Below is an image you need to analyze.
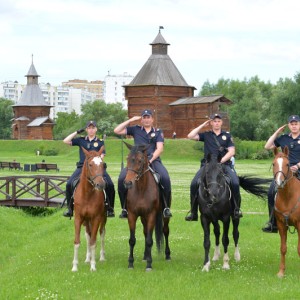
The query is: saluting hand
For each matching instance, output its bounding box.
[130,116,142,122]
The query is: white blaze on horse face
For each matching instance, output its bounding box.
[275,157,284,185]
[92,156,103,166]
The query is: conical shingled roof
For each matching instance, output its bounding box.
[127,31,194,88]
[13,62,51,107]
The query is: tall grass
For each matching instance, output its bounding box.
[0,140,299,299]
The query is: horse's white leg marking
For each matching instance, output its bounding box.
[202,259,211,272]
[234,246,240,262]
[90,244,96,271]
[212,245,221,261]
[99,228,106,262]
[85,231,91,263]
[222,252,230,270]
[72,243,80,272]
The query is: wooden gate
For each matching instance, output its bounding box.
[0,175,69,207]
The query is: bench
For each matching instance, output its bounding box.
[9,162,23,171]
[35,163,59,172]
[0,162,10,169]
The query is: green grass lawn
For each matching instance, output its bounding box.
[0,139,299,299]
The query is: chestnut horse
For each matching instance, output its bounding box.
[199,153,270,271]
[72,147,107,272]
[123,142,171,271]
[272,146,300,278]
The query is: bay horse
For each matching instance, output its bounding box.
[272,146,300,278]
[123,142,171,271]
[198,153,270,271]
[72,146,107,272]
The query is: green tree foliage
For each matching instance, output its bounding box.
[53,101,127,139]
[0,98,14,139]
[79,100,127,137]
[53,111,81,139]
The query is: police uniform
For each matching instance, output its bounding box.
[188,129,241,220]
[266,132,300,228]
[118,125,171,214]
[65,135,115,215]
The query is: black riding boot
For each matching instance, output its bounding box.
[63,197,73,218]
[118,190,128,218]
[185,194,198,221]
[162,190,172,218]
[105,186,115,218]
[262,205,278,233]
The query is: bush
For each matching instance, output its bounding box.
[44,148,59,156]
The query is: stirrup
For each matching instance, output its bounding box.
[119,209,128,219]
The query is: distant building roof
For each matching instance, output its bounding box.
[26,62,40,77]
[15,84,50,106]
[126,31,195,89]
[169,95,232,106]
[27,116,52,127]
[15,116,30,121]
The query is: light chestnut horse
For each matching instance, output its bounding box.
[273,146,300,278]
[72,147,107,272]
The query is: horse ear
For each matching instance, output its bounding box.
[283,145,289,156]
[82,147,89,156]
[123,141,133,150]
[98,145,105,156]
[273,147,278,156]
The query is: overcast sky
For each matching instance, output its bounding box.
[1,0,300,91]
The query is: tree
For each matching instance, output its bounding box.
[53,111,81,139]
[0,98,14,139]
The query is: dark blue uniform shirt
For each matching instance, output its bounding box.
[126,125,164,159]
[198,130,234,162]
[274,133,300,166]
[72,136,105,165]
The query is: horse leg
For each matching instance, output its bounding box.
[163,218,171,260]
[144,214,156,271]
[231,217,240,262]
[277,223,287,278]
[200,215,211,272]
[99,224,106,262]
[222,218,230,270]
[89,219,101,271]
[128,215,137,269]
[212,221,220,261]
[84,222,91,263]
[141,217,148,261]
[72,217,82,272]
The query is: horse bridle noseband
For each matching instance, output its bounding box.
[85,155,105,188]
[126,151,149,181]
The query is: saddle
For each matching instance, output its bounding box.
[148,166,161,185]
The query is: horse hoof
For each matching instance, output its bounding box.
[277,272,284,278]
[146,267,152,272]
[72,266,78,272]
[90,267,96,272]
[166,257,171,261]
[222,264,230,270]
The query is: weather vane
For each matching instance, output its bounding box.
[159,26,164,33]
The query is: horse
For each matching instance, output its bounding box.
[123,142,171,271]
[71,146,107,272]
[198,153,270,272]
[272,146,300,278]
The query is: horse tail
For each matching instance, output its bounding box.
[155,209,164,253]
[238,175,272,199]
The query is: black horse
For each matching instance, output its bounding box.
[198,153,270,271]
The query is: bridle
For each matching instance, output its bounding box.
[126,151,149,181]
[85,155,105,188]
[203,163,230,207]
[273,155,293,188]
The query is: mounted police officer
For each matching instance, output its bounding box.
[63,120,115,218]
[262,114,300,233]
[185,113,242,221]
[114,109,172,218]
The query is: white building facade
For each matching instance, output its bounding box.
[103,72,134,108]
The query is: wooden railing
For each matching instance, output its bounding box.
[0,175,69,207]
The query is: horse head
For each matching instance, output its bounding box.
[203,153,225,203]
[272,146,291,188]
[82,146,106,191]
[123,142,149,189]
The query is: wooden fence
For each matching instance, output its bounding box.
[0,175,69,207]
